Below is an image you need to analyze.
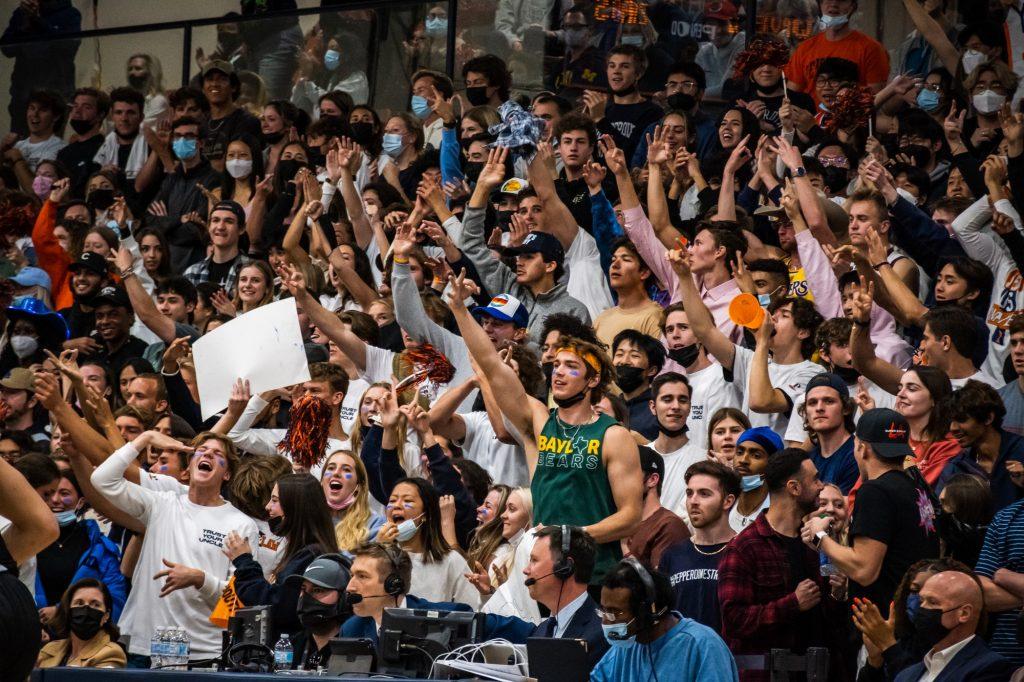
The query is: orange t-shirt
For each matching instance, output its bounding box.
[784,30,890,101]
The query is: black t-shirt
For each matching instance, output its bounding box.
[207,255,242,291]
[0,529,18,573]
[116,142,133,171]
[658,540,727,633]
[603,99,665,163]
[57,135,104,198]
[204,108,262,164]
[849,469,941,615]
[58,303,96,339]
[37,521,89,606]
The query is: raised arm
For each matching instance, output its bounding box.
[115,246,177,343]
[333,139,374,250]
[748,314,792,413]
[716,134,752,223]
[428,378,476,442]
[281,200,317,268]
[0,456,59,565]
[864,226,929,327]
[328,247,378,310]
[667,249,737,370]
[645,133,682,244]
[848,277,904,395]
[900,0,960,76]
[772,136,836,248]
[527,141,578,250]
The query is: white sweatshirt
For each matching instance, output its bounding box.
[91,443,260,659]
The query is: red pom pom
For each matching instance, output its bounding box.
[278,395,332,470]
[400,343,456,387]
[731,37,790,80]
[0,191,36,249]
[826,86,874,133]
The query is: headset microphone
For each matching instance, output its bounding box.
[345,593,392,605]
[524,571,556,587]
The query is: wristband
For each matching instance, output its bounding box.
[120,269,136,280]
[393,255,410,264]
[871,261,889,271]
[814,530,828,547]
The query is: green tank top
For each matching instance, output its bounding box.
[532,410,620,583]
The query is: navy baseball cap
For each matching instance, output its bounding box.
[503,231,564,266]
[855,408,914,459]
[805,372,850,399]
[473,293,529,328]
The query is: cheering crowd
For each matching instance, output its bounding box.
[1,0,1024,679]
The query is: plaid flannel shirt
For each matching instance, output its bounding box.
[717,513,831,680]
[182,254,253,291]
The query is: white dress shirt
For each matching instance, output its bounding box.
[919,634,975,682]
[553,590,590,638]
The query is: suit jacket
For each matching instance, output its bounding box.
[893,635,1015,682]
[36,632,126,669]
[531,594,608,671]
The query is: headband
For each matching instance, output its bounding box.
[554,344,602,375]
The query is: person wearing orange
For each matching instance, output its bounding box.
[784,0,889,102]
[31,177,77,311]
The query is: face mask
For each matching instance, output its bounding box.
[308,150,327,169]
[757,293,773,307]
[463,161,484,184]
[276,159,304,183]
[324,49,341,71]
[615,365,646,394]
[666,93,697,111]
[425,16,448,37]
[262,129,286,145]
[87,188,115,211]
[916,88,941,112]
[602,620,636,647]
[69,118,94,135]
[542,361,554,385]
[68,605,105,640]
[911,605,954,651]
[620,34,643,47]
[553,390,588,408]
[32,175,53,199]
[465,86,490,107]
[172,138,198,160]
[349,121,375,147]
[10,334,38,359]
[833,364,860,384]
[668,343,700,367]
[128,74,147,90]
[267,515,284,536]
[55,509,78,527]
[395,513,423,542]
[297,592,338,629]
[741,474,764,492]
[658,422,688,438]
[973,90,1006,115]
[821,167,849,194]
[564,28,589,49]
[819,13,849,30]
[961,49,986,76]
[382,133,406,158]
[905,592,922,623]
[225,158,253,179]
[411,95,432,119]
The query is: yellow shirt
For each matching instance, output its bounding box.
[593,299,665,350]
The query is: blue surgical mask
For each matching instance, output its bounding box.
[620,34,643,47]
[916,88,940,112]
[757,293,772,306]
[411,95,432,119]
[172,137,198,160]
[741,474,764,492]
[905,592,922,622]
[425,16,448,38]
[819,14,849,30]
[55,510,78,527]
[602,620,636,647]
[324,49,341,72]
[395,513,423,542]
[382,133,406,158]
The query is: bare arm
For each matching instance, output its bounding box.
[282,201,315,268]
[900,0,960,76]
[848,278,904,395]
[863,226,927,326]
[329,248,379,310]
[820,535,887,586]
[980,575,1024,612]
[716,135,752,223]
[0,456,59,564]
[668,249,737,370]
[115,247,176,343]
[334,142,374,249]
[772,137,836,248]
[748,316,791,413]
[428,379,475,442]
[528,142,578,250]
[584,425,642,544]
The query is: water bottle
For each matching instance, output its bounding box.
[171,627,183,669]
[180,627,191,669]
[819,549,839,577]
[166,627,178,669]
[150,627,163,669]
[274,633,294,671]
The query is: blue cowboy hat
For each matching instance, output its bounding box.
[7,296,70,350]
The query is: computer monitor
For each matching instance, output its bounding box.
[379,607,485,678]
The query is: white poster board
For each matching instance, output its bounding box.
[193,298,311,420]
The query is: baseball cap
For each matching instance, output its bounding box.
[638,445,664,478]
[704,0,738,21]
[210,200,246,226]
[736,426,784,455]
[503,231,565,267]
[285,553,352,590]
[498,178,528,196]
[93,285,131,310]
[473,293,529,329]
[202,60,236,78]
[855,408,914,459]
[0,368,35,392]
[68,252,109,277]
[805,372,850,399]
[11,267,52,292]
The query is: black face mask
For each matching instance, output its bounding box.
[308,151,327,169]
[911,605,954,652]
[87,188,115,211]
[262,129,286,145]
[542,361,554,386]
[658,422,689,438]
[349,122,375,147]
[68,605,106,640]
[276,159,304,184]
[297,592,338,629]
[218,32,242,51]
[465,86,490,107]
[553,390,588,409]
[667,343,700,367]
[267,515,284,536]
[127,74,147,90]
[69,118,95,135]
[615,365,646,394]
[821,167,849,194]
[832,364,860,384]
[667,93,697,111]
[496,209,514,232]
[463,161,484,184]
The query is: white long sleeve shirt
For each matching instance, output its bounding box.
[91,443,260,659]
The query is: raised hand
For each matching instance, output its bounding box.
[445,268,481,310]
[849,275,874,324]
[854,377,876,412]
[44,348,83,384]
[226,378,252,415]
[581,160,607,191]
[477,147,509,189]
[48,177,71,204]
[508,212,529,247]
[646,125,672,166]
[732,250,755,294]
[147,200,168,217]
[275,261,307,296]
[724,135,753,176]
[779,177,800,219]
[153,558,204,598]
[992,210,1017,235]
[464,560,495,596]
[210,289,237,317]
[581,89,607,121]
[255,173,274,198]
[666,248,692,277]
[430,84,456,126]
[598,134,626,176]
[769,135,804,172]
[161,337,192,374]
[32,369,63,411]
[221,531,253,561]
[864,226,888,266]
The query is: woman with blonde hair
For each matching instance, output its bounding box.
[320,449,385,553]
[126,53,167,124]
[466,486,533,601]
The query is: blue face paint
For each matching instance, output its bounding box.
[216,456,226,469]
[568,369,581,377]
[158,465,169,473]
[343,473,353,480]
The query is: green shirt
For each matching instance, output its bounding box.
[533,410,620,583]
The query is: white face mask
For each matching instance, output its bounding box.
[973,89,1006,115]
[10,334,38,359]
[225,158,253,179]
[961,49,986,76]
[819,13,849,30]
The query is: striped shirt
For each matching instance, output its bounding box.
[974,498,1024,664]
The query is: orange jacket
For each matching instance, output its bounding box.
[31,199,73,310]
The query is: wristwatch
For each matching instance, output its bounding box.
[793,166,807,178]
[814,530,828,547]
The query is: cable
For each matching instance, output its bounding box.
[644,642,660,682]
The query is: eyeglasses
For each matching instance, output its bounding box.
[818,155,849,169]
[814,77,848,89]
[920,83,943,92]
[594,608,633,623]
[666,80,699,92]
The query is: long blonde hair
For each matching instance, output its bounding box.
[467,485,512,570]
[322,450,374,552]
[491,487,532,584]
[349,382,408,463]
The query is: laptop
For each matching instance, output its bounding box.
[527,637,589,682]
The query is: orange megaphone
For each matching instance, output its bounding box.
[729,293,766,330]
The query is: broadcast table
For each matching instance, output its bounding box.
[32,670,410,681]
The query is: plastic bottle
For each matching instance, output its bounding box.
[180,627,191,669]
[150,627,163,669]
[819,549,839,577]
[167,627,180,669]
[274,633,294,671]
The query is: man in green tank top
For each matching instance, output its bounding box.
[447,271,643,584]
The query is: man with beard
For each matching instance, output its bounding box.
[59,252,111,355]
[645,372,706,517]
[718,448,832,681]
[584,44,664,164]
[625,446,690,568]
[610,329,665,440]
[93,87,147,182]
[799,374,858,494]
[801,409,940,617]
[659,460,739,632]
